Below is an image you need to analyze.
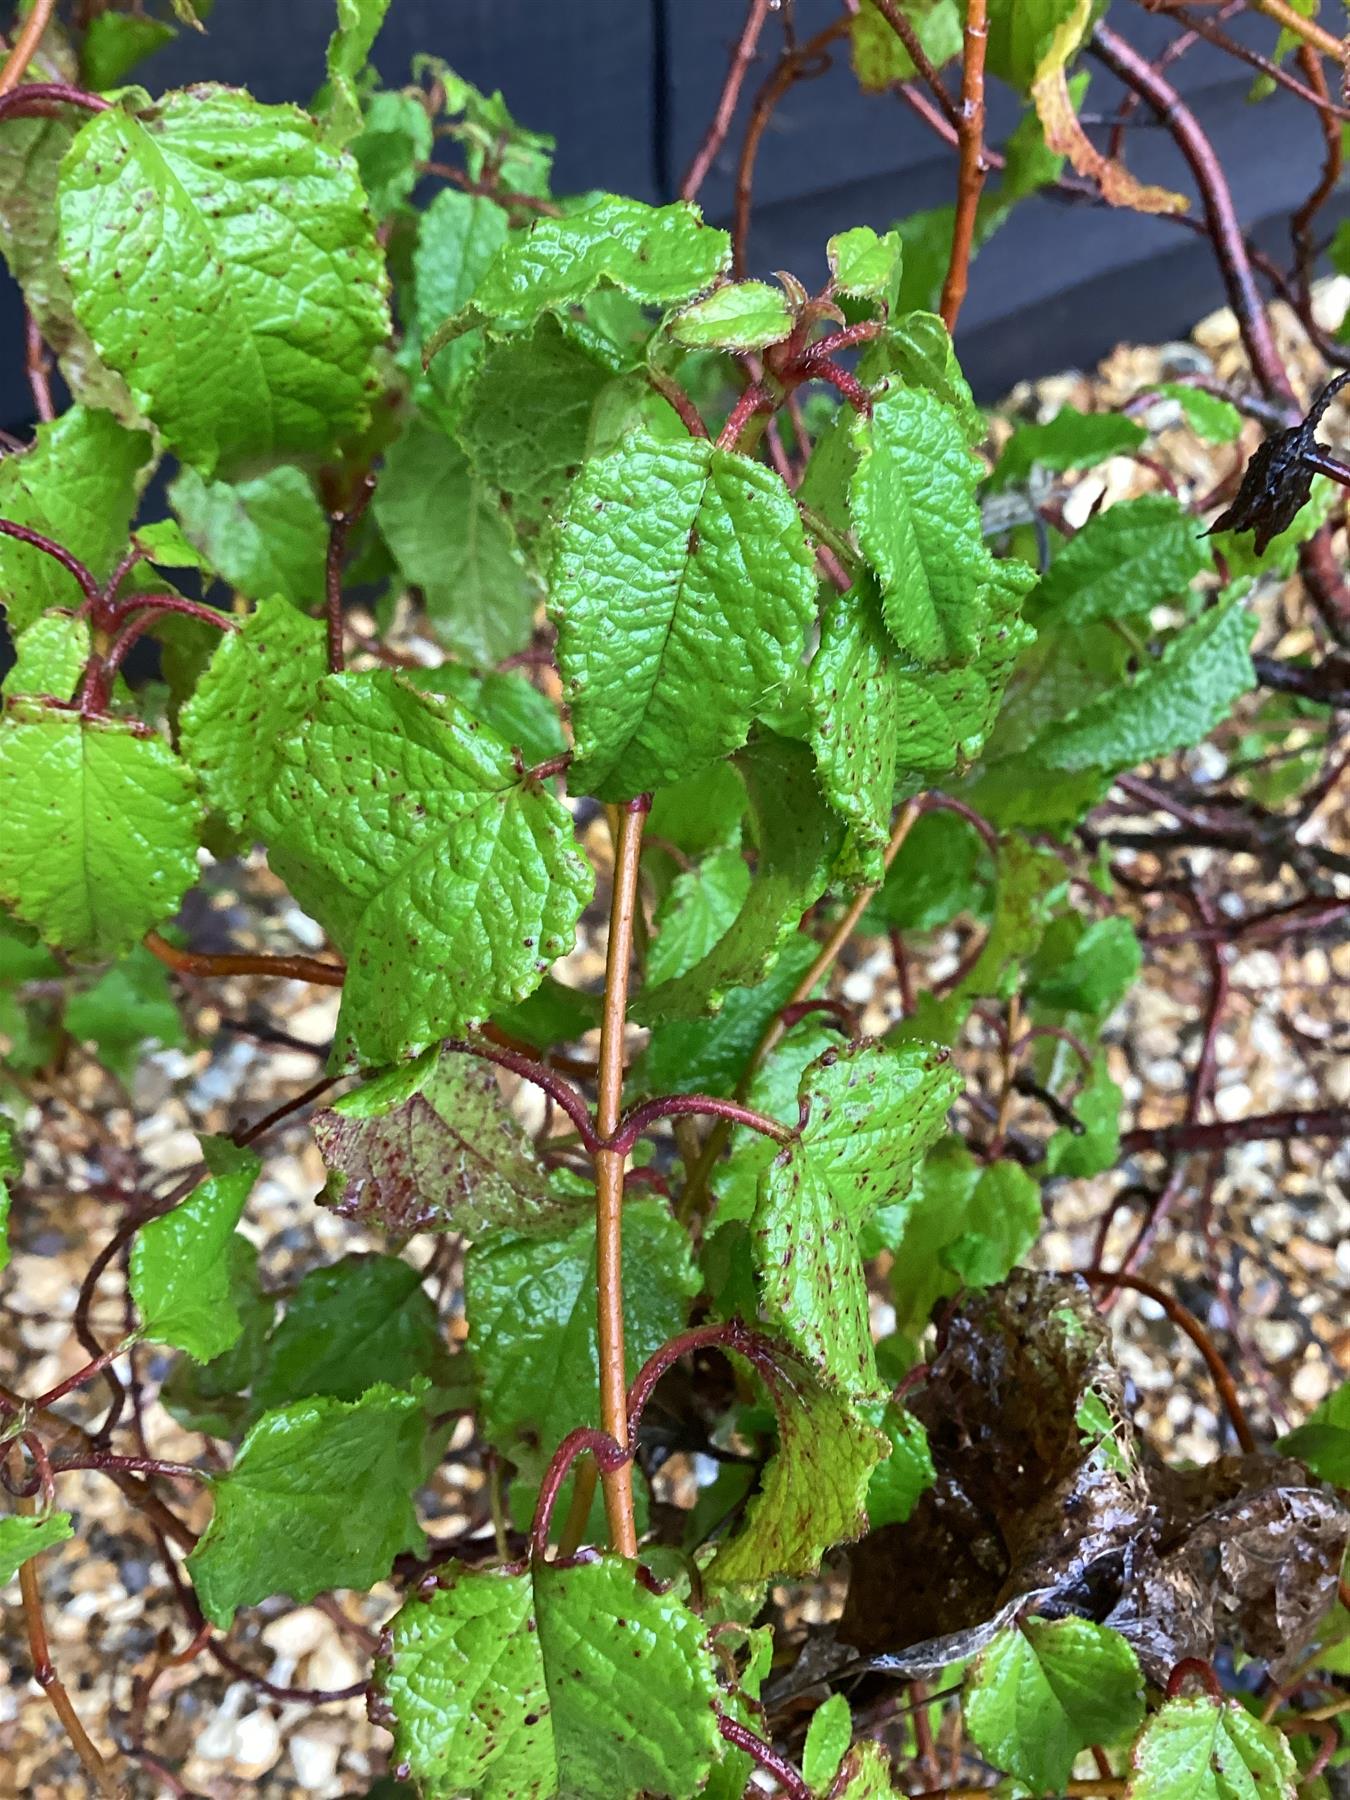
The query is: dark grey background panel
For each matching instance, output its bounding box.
[0,0,1340,415]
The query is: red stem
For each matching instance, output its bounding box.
[1166,1657,1224,1700]
[681,0,774,200]
[715,1712,812,1800]
[608,1093,794,1156]
[0,516,100,606]
[529,1426,628,1560]
[625,1319,785,1442]
[324,472,377,676]
[1090,24,1297,416]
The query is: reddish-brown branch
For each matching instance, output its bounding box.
[444,1036,599,1150]
[14,1494,122,1797]
[681,0,775,200]
[0,80,109,119]
[646,365,709,438]
[1148,4,1350,123]
[0,0,59,94]
[144,931,345,988]
[939,0,990,333]
[0,516,100,606]
[593,797,649,1556]
[626,1319,785,1441]
[715,1712,812,1800]
[869,0,962,128]
[324,471,377,676]
[609,1093,794,1155]
[1078,1268,1256,1452]
[1120,1105,1350,1158]
[1090,24,1297,416]
[24,312,53,422]
[734,16,850,277]
[530,1425,628,1560]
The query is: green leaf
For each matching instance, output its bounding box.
[65,942,189,1083]
[3,611,89,701]
[187,1382,428,1627]
[878,310,983,443]
[713,1019,844,1229]
[992,406,1147,488]
[707,1358,888,1582]
[986,0,1081,91]
[0,703,200,960]
[636,932,818,1099]
[353,88,434,218]
[375,1553,721,1799]
[466,1199,698,1515]
[554,436,816,798]
[1043,1053,1121,1178]
[178,594,326,836]
[323,0,393,147]
[864,1401,934,1528]
[809,582,907,879]
[669,280,793,350]
[170,465,328,608]
[1032,496,1210,628]
[1035,600,1255,773]
[754,1040,961,1393]
[1153,383,1243,444]
[1278,1380,1350,1485]
[1129,1698,1297,1800]
[889,1139,1041,1336]
[647,841,751,985]
[828,226,902,304]
[850,387,1021,667]
[313,1046,563,1238]
[965,1617,1145,1791]
[851,0,963,90]
[834,1741,905,1797]
[1026,914,1140,1018]
[411,188,510,405]
[415,665,564,768]
[374,415,534,668]
[637,734,842,1022]
[253,1253,449,1410]
[161,1237,276,1440]
[0,1512,73,1586]
[867,807,993,933]
[803,1694,854,1792]
[258,672,593,1064]
[646,762,748,858]
[130,1146,261,1361]
[457,315,617,553]
[81,13,177,90]
[59,89,390,476]
[959,837,1064,1000]
[0,1114,17,1274]
[0,407,152,632]
[427,194,730,349]
[0,105,136,419]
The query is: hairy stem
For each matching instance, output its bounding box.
[593,797,649,1556]
[144,930,345,987]
[324,471,377,676]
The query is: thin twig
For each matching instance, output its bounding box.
[144,931,345,987]
[681,0,774,200]
[13,1482,122,1797]
[593,797,649,1557]
[869,0,961,127]
[1078,1268,1257,1452]
[324,471,377,676]
[939,0,990,332]
[1091,24,1297,416]
[0,0,59,95]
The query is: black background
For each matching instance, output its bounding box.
[0,0,1340,420]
